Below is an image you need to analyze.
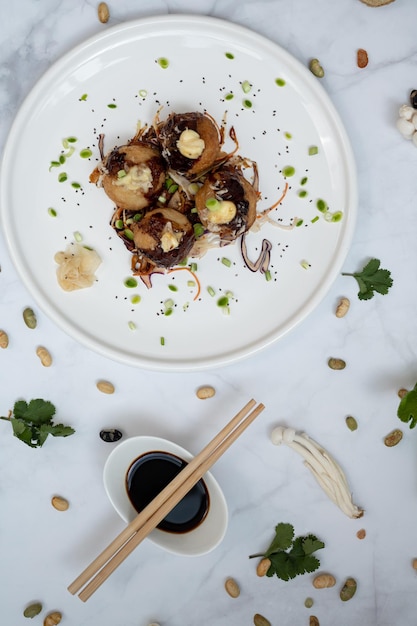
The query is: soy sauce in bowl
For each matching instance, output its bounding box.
[126,450,209,533]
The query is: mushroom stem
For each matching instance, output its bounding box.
[271,426,364,519]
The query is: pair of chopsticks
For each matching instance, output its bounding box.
[68,398,265,602]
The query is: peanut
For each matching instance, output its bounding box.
[345,415,358,431]
[196,385,216,400]
[36,346,52,367]
[309,58,324,78]
[384,428,403,447]
[0,330,9,348]
[44,612,62,626]
[398,388,408,399]
[23,307,37,329]
[313,573,336,589]
[335,297,350,318]
[310,617,320,626]
[340,577,357,601]
[256,557,271,577]
[253,614,271,626]
[412,558,417,571]
[328,357,346,370]
[51,496,69,511]
[357,48,369,68]
[96,380,115,394]
[356,528,366,540]
[24,603,42,618]
[224,577,240,598]
[98,2,110,23]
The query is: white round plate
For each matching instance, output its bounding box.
[0,15,357,370]
[103,436,228,556]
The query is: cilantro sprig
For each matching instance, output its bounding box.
[342,258,393,300]
[0,399,75,448]
[397,384,417,429]
[249,522,325,581]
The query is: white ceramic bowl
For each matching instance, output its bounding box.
[103,435,228,556]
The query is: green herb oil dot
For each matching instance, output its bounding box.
[131,294,141,304]
[282,166,295,177]
[157,57,169,69]
[124,277,138,288]
[217,296,229,307]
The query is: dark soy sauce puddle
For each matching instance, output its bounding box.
[126,450,209,533]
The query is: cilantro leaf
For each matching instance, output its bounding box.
[342,258,393,301]
[265,523,294,556]
[250,523,325,583]
[1,399,74,447]
[397,384,417,429]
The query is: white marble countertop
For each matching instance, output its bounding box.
[2,1,417,625]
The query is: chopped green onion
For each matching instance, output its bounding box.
[133,213,143,222]
[128,321,137,331]
[331,211,343,222]
[225,93,234,100]
[138,89,147,98]
[300,260,310,269]
[206,197,220,211]
[73,231,83,242]
[207,286,216,297]
[79,93,88,101]
[221,257,232,267]
[117,169,127,178]
[311,216,319,223]
[168,184,178,193]
[178,257,188,266]
[275,78,286,87]
[282,165,295,177]
[242,80,251,94]
[67,136,77,143]
[189,262,198,272]
[62,139,69,149]
[107,103,117,109]
[298,190,308,198]
[47,207,57,217]
[157,57,169,69]
[164,308,173,316]
[225,291,234,299]
[59,155,66,164]
[124,228,134,240]
[217,296,229,307]
[80,148,92,159]
[242,99,253,109]
[316,199,327,212]
[193,223,204,238]
[165,298,174,309]
[160,336,165,346]
[165,178,173,188]
[309,145,319,156]
[115,219,124,229]
[49,161,60,170]
[284,132,292,140]
[225,52,234,59]
[300,176,308,185]
[58,172,67,183]
[188,183,199,195]
[190,207,198,214]
[131,294,141,304]
[168,285,178,292]
[264,270,272,281]
[124,277,138,288]
[71,182,81,189]
[187,280,195,288]
[296,219,304,227]
[158,195,167,203]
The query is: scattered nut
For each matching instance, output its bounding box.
[98,2,110,23]
[96,380,115,394]
[359,0,396,6]
[313,573,336,589]
[36,346,52,367]
[51,496,69,511]
[23,307,37,329]
[310,617,320,626]
[340,577,357,601]
[412,558,417,571]
[256,557,271,577]
[253,614,271,626]
[100,428,123,443]
[309,58,324,78]
[304,597,314,608]
[44,612,62,626]
[0,330,9,349]
[328,357,346,370]
[398,388,408,399]
[345,415,358,431]
[23,602,43,618]
[356,528,366,540]
[224,577,240,598]
[384,428,403,447]
[196,385,216,400]
[357,48,369,68]
[335,297,350,318]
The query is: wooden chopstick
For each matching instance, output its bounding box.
[68,399,264,601]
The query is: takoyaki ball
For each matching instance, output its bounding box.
[158,112,222,179]
[98,144,166,211]
[195,166,258,242]
[131,208,195,268]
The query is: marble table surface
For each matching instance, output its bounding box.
[1,1,417,624]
